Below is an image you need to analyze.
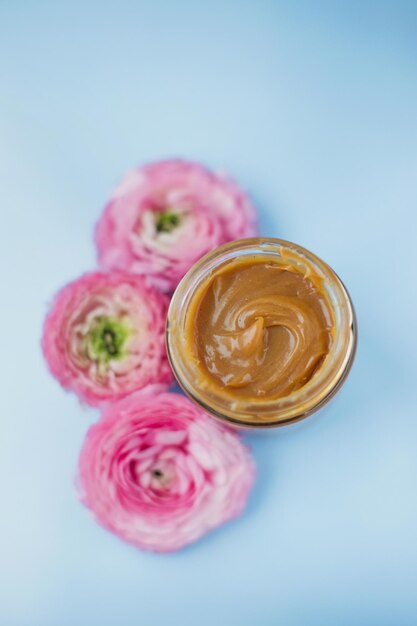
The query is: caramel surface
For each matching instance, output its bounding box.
[189,258,334,400]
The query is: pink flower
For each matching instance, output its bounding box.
[78,388,255,552]
[95,159,258,292]
[42,272,172,406]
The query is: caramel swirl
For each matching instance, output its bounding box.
[192,260,334,400]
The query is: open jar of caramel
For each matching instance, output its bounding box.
[166,238,357,428]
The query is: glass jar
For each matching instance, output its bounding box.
[166,238,357,429]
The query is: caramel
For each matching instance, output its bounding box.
[187,257,335,401]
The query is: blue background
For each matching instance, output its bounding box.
[1,1,416,625]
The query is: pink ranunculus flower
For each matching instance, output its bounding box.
[78,388,256,552]
[95,159,258,292]
[42,272,173,406]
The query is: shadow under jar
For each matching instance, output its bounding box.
[166,238,357,429]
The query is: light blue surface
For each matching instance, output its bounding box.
[1,1,416,625]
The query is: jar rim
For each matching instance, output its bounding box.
[166,238,357,428]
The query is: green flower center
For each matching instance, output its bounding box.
[155,210,181,233]
[88,318,129,363]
